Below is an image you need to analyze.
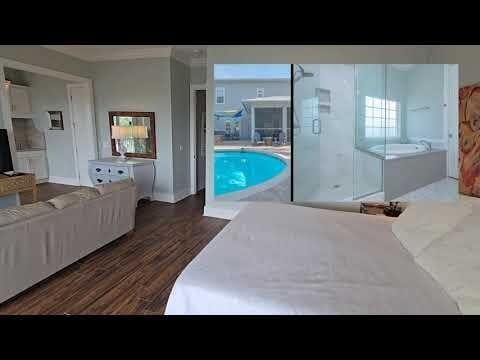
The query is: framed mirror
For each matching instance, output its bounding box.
[109,111,156,159]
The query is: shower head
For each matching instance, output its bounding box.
[294,65,314,82]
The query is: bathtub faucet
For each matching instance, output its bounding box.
[419,139,432,151]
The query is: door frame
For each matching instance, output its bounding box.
[67,82,98,185]
[443,64,459,179]
[0,57,96,185]
[190,83,207,195]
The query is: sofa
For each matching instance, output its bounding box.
[0,179,136,304]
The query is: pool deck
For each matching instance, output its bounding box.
[214,142,291,202]
[215,141,291,159]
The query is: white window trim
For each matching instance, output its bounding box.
[215,87,225,104]
[256,88,265,98]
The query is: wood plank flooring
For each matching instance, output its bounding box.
[1,184,229,314]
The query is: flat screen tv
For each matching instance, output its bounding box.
[0,129,14,173]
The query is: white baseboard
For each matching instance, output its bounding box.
[174,187,191,203]
[203,201,249,220]
[153,192,175,203]
[48,176,80,186]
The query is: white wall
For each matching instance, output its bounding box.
[171,58,191,201]
[205,45,431,216]
[405,64,444,143]
[92,58,175,199]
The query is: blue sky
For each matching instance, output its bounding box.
[214,64,290,79]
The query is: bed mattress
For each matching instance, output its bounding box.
[165,202,459,315]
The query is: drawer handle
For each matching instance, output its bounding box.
[96,168,101,172]
[97,179,103,183]
[117,170,124,175]
[108,169,111,173]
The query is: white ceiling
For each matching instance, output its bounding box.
[41,45,207,65]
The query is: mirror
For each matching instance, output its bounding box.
[109,111,156,159]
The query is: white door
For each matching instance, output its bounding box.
[68,83,97,186]
[447,64,459,179]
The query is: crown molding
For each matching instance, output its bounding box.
[42,45,173,62]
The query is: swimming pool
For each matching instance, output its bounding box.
[215,150,287,196]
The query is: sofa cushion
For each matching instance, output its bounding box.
[392,201,473,257]
[47,187,100,210]
[95,178,134,195]
[0,202,55,227]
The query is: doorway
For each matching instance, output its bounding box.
[67,83,97,186]
[190,86,206,194]
[0,57,97,187]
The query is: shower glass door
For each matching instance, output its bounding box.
[293,64,356,201]
[352,64,386,199]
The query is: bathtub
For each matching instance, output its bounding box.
[370,143,428,156]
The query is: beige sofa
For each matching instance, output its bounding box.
[0,180,136,304]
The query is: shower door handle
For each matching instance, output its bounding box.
[312,119,321,135]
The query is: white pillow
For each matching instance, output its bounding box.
[415,211,480,314]
[392,201,473,257]
[47,187,100,209]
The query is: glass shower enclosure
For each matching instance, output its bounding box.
[293,64,394,202]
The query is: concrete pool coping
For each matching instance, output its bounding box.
[214,148,291,202]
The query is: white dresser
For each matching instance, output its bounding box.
[88,157,154,203]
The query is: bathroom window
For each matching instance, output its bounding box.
[256,88,265,98]
[215,87,225,104]
[365,96,400,138]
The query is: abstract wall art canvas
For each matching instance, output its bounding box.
[459,84,480,197]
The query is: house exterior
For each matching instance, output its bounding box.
[214,78,290,141]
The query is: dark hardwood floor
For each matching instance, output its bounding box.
[1,184,229,315]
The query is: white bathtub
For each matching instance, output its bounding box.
[370,143,428,156]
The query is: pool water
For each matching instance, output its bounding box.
[215,151,287,196]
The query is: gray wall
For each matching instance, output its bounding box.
[0,46,92,78]
[171,58,191,196]
[25,72,77,179]
[429,46,480,86]
[191,66,206,84]
[214,79,290,139]
[92,58,174,198]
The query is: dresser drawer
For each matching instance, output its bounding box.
[91,164,108,175]
[92,174,108,185]
[108,166,129,177]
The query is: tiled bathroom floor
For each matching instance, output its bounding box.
[359,177,459,202]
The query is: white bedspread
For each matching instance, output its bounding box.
[165,202,459,315]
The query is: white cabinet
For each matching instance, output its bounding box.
[88,157,154,203]
[16,150,49,183]
[7,84,32,117]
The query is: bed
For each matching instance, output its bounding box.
[165,202,460,315]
